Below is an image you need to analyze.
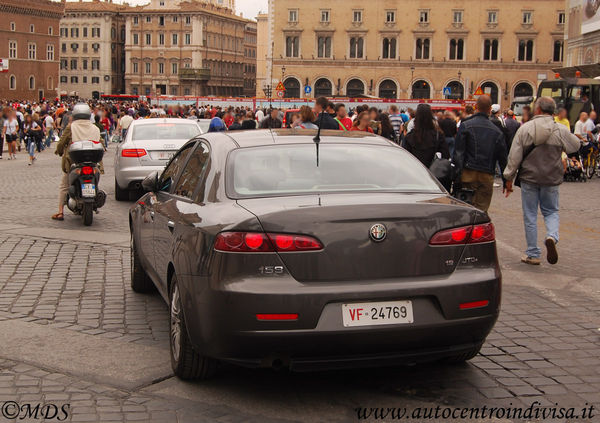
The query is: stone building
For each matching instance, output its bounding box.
[266,0,566,108]
[123,0,255,97]
[0,0,64,101]
[255,13,269,97]
[243,21,257,97]
[565,0,600,70]
[59,0,127,99]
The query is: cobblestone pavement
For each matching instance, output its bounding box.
[0,144,599,422]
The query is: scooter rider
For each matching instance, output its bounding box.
[52,103,101,221]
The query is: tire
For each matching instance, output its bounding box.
[169,274,217,380]
[82,202,93,226]
[115,180,129,201]
[130,232,155,293]
[443,345,482,363]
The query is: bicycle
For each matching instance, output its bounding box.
[581,139,600,179]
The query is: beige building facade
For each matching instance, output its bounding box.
[255,13,269,96]
[59,0,127,99]
[267,0,566,108]
[123,0,254,97]
[565,0,600,68]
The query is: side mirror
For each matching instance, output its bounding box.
[141,171,159,192]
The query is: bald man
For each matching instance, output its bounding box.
[453,95,508,212]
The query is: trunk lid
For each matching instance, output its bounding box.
[238,193,480,282]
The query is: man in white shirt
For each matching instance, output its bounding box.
[574,112,594,143]
[44,113,54,148]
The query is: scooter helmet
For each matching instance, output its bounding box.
[72,103,92,121]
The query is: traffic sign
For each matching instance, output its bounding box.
[276,81,285,91]
[443,87,452,96]
[304,86,312,94]
[276,90,285,98]
[474,86,484,96]
[0,58,9,73]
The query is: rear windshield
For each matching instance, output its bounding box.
[227,144,443,198]
[132,122,200,141]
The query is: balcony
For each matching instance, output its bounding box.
[178,68,210,81]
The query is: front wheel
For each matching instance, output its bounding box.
[170,274,217,380]
[82,202,93,226]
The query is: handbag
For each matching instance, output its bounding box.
[428,132,453,191]
[514,144,536,187]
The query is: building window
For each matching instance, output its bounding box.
[145,62,151,74]
[558,12,566,25]
[145,33,151,45]
[9,75,16,90]
[91,28,100,37]
[158,62,164,74]
[71,43,78,52]
[132,62,138,73]
[159,33,165,45]
[184,87,190,95]
[82,59,88,70]
[449,38,464,60]
[488,11,498,24]
[60,76,67,83]
[320,10,330,23]
[91,59,99,70]
[71,28,78,38]
[9,41,17,59]
[48,26,53,35]
[419,10,429,23]
[10,22,16,31]
[518,39,534,61]
[415,38,430,59]
[553,40,564,62]
[382,37,396,59]
[132,86,138,95]
[82,76,87,83]
[285,36,299,57]
[386,11,395,23]
[353,10,362,23]
[60,27,67,37]
[172,33,178,46]
[146,16,152,23]
[133,33,139,45]
[483,39,499,61]
[170,86,177,95]
[29,76,35,90]
[159,16,165,26]
[453,10,463,24]
[172,62,178,74]
[289,9,298,22]
[317,36,332,58]
[83,27,88,37]
[28,43,36,60]
[30,24,35,33]
[349,36,364,58]
[70,76,78,84]
[522,11,532,24]
[111,27,116,40]
[185,33,191,45]
[92,77,99,84]
[46,44,54,61]
[133,16,139,25]
[173,16,178,23]
[92,43,99,52]
[60,59,67,70]
[185,16,191,25]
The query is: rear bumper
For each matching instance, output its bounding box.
[115,162,166,189]
[178,265,501,369]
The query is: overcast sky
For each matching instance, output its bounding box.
[85,0,269,20]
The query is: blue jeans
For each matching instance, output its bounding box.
[520,182,560,259]
[45,129,53,148]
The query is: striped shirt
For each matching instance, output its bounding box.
[389,114,403,138]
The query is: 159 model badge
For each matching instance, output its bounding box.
[369,224,387,242]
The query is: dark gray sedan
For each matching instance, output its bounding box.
[129,129,501,380]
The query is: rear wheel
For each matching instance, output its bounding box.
[169,274,217,380]
[82,202,93,226]
[443,345,482,363]
[115,180,129,201]
[130,232,155,293]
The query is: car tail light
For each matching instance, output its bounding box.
[81,166,93,175]
[122,148,147,158]
[214,232,323,252]
[256,313,298,321]
[459,300,489,310]
[429,223,495,245]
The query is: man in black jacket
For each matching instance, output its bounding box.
[453,95,508,212]
[260,109,283,129]
[313,97,341,130]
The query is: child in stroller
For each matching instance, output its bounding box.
[563,151,585,182]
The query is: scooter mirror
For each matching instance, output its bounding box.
[142,171,159,192]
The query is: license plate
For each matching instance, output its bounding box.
[153,151,175,161]
[342,300,413,327]
[81,183,96,198]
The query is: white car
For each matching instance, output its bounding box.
[114,118,202,201]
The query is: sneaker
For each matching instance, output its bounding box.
[545,237,558,265]
[521,256,541,265]
[493,182,501,188]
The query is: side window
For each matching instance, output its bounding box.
[173,143,210,199]
[158,144,194,192]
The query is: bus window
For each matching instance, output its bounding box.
[539,86,564,104]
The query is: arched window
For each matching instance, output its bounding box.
[553,40,564,62]
[9,75,16,90]
[481,81,499,104]
[378,79,397,99]
[283,77,300,98]
[449,39,464,60]
[382,38,396,59]
[314,78,332,97]
[415,38,430,59]
[514,82,533,98]
[346,78,365,97]
[444,81,464,100]
[349,37,364,58]
[412,80,430,99]
[29,76,35,90]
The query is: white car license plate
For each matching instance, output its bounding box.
[342,300,413,327]
[81,183,96,198]
[154,151,175,161]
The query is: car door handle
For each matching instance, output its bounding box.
[167,220,175,232]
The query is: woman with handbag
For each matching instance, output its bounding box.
[404,104,450,167]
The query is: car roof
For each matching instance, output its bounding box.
[203,129,393,148]
[130,118,200,126]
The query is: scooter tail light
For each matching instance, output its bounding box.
[81,166,94,175]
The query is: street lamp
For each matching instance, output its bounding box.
[457,70,462,100]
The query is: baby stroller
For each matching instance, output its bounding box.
[563,152,586,182]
